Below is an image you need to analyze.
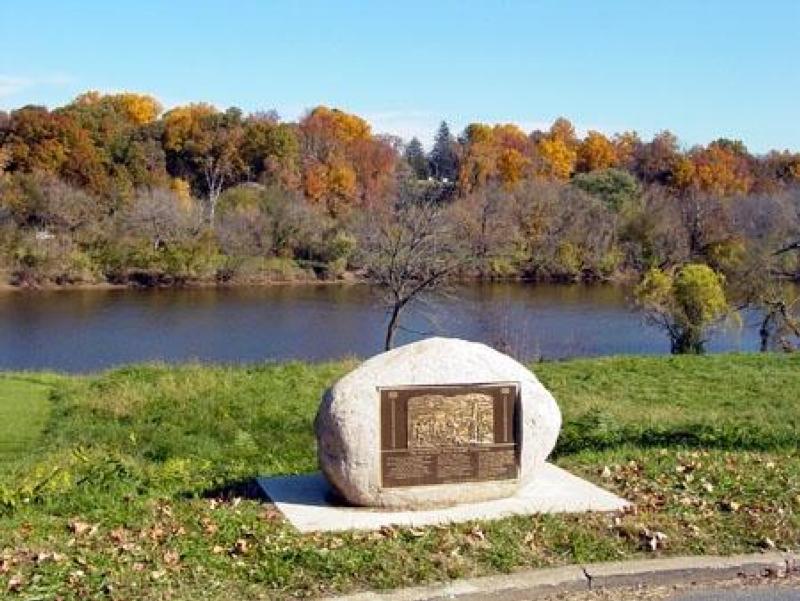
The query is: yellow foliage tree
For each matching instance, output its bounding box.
[577,131,618,172]
[162,104,219,151]
[549,117,577,146]
[169,178,194,210]
[111,93,162,125]
[635,264,731,353]
[613,131,641,168]
[73,91,162,124]
[536,137,576,180]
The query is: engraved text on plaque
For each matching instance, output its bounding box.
[380,383,518,488]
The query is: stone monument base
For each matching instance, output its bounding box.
[257,464,629,533]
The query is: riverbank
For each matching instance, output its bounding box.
[0,259,642,292]
[1,353,799,599]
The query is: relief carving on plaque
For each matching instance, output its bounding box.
[379,383,520,488]
[407,393,494,448]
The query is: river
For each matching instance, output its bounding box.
[0,282,781,372]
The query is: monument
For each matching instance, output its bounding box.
[258,337,628,532]
[315,337,561,508]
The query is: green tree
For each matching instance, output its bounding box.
[403,137,429,180]
[429,121,458,182]
[635,263,731,354]
[572,168,640,211]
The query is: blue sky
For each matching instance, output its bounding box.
[1,0,798,152]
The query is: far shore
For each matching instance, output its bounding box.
[0,276,361,293]
[0,271,642,293]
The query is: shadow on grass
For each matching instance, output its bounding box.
[555,409,800,457]
[189,477,269,502]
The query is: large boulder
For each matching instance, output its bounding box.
[315,337,562,509]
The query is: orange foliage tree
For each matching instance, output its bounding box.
[672,140,753,196]
[457,123,531,193]
[299,106,396,215]
[577,130,618,172]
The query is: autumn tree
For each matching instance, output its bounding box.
[299,106,396,215]
[534,118,578,180]
[162,104,246,220]
[634,130,680,184]
[549,117,577,145]
[1,106,72,176]
[69,91,162,126]
[241,112,300,189]
[577,131,618,172]
[457,123,531,193]
[612,131,641,170]
[61,91,167,195]
[672,140,753,196]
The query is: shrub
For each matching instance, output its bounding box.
[635,263,732,353]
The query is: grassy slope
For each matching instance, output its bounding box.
[0,375,57,464]
[0,354,798,599]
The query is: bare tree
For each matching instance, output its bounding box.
[359,200,469,350]
[120,189,202,249]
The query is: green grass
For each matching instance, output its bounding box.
[1,354,799,599]
[0,375,58,464]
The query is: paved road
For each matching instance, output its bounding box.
[671,588,800,601]
[524,579,800,601]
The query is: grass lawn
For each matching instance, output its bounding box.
[0,375,56,465]
[0,354,799,599]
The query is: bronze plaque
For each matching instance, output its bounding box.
[379,383,519,488]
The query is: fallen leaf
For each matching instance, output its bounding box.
[109,527,127,544]
[233,539,249,555]
[68,519,92,536]
[465,526,488,547]
[6,575,23,593]
[719,500,740,512]
[379,525,397,539]
[200,517,218,535]
[759,537,776,550]
[260,508,282,522]
[640,529,667,552]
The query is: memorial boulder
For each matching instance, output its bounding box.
[315,337,562,509]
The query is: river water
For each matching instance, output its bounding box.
[0,282,778,372]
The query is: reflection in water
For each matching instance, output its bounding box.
[0,282,790,372]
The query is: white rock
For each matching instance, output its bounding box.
[315,337,562,509]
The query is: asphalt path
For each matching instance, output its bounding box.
[670,586,800,601]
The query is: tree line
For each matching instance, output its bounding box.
[1,92,799,339]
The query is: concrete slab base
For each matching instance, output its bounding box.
[256,463,629,533]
